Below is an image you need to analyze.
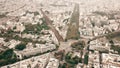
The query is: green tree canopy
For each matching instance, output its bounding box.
[15,43,26,50]
[2,49,14,59]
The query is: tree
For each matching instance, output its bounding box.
[0,49,17,66]
[71,41,85,50]
[65,52,82,65]
[62,63,67,68]
[34,11,39,16]
[15,43,26,50]
[84,54,88,64]
[13,26,16,30]
[2,49,14,59]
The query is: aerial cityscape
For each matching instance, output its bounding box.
[0,0,120,68]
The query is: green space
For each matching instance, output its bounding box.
[0,12,8,18]
[0,49,18,66]
[84,53,88,64]
[93,11,120,20]
[23,11,40,16]
[0,22,49,44]
[109,40,120,54]
[106,31,120,40]
[111,45,120,54]
[71,41,85,50]
[59,63,75,68]
[15,43,26,50]
[65,52,82,65]
[23,23,49,34]
[92,11,107,16]
[0,32,47,44]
